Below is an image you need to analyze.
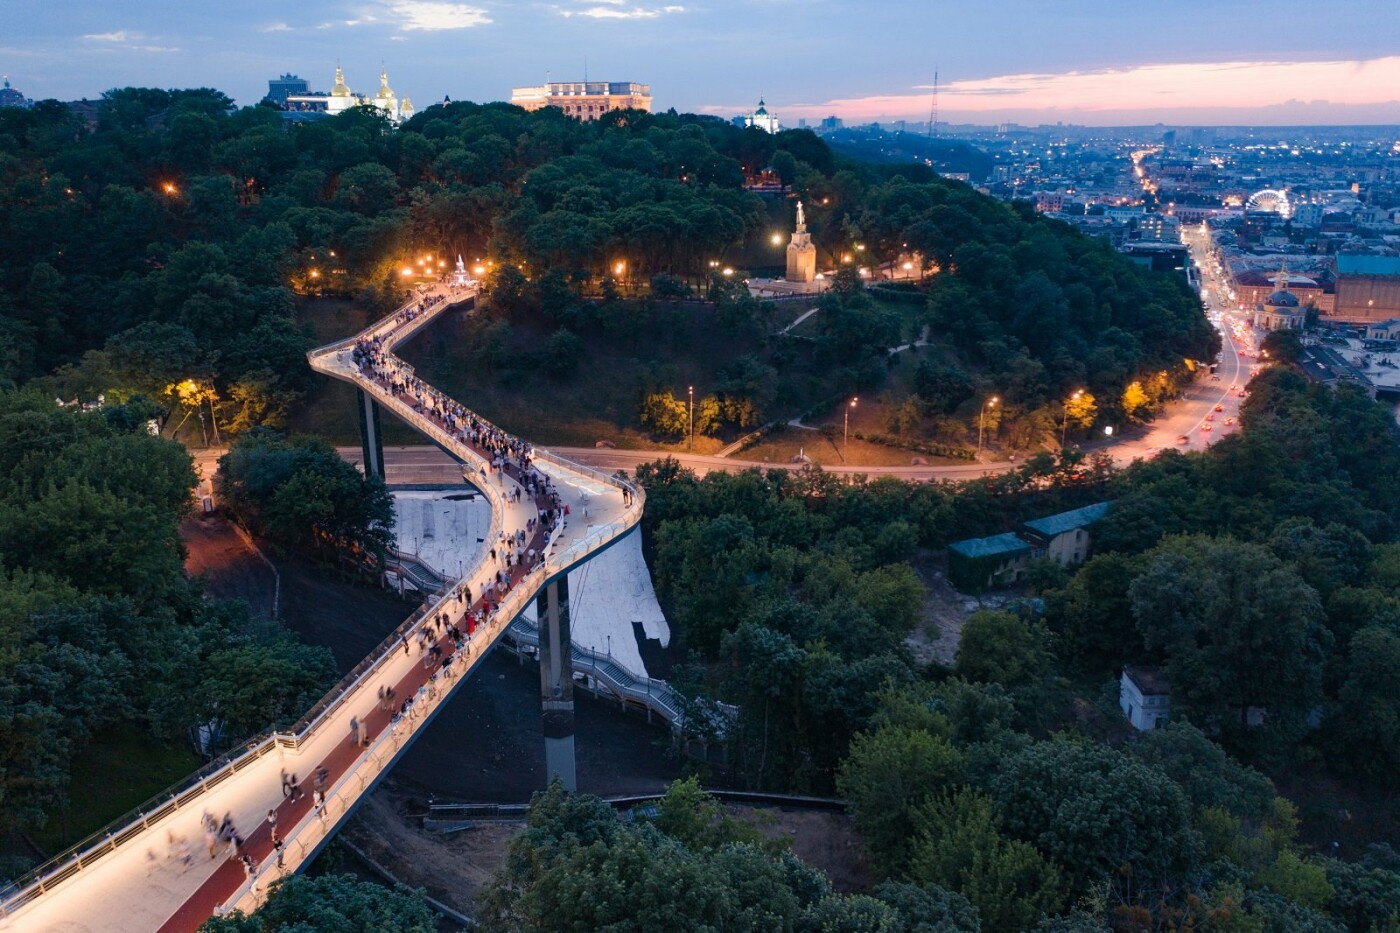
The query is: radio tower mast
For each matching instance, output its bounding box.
[926,68,938,138]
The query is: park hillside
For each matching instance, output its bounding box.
[0,88,1398,931]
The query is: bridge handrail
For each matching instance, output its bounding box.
[0,289,504,910]
[1,280,647,918]
[506,618,680,719]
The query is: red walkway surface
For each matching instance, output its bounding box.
[159,500,549,930]
[159,353,556,931]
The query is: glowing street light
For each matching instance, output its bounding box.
[400,267,413,277]
[161,182,178,195]
[771,233,784,246]
[978,396,999,459]
[1060,389,1083,448]
[844,397,858,452]
[688,385,694,452]
[614,261,626,276]
[721,267,734,277]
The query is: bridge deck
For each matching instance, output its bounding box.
[6,284,642,932]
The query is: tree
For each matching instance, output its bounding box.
[1122,721,1274,822]
[199,873,435,932]
[218,431,394,562]
[1121,381,1150,420]
[1063,390,1097,434]
[653,775,766,852]
[910,788,1063,932]
[639,391,688,439]
[990,739,1199,894]
[480,780,828,932]
[1260,328,1303,364]
[1128,536,1330,735]
[955,610,1055,688]
[837,725,964,877]
[1043,552,1145,677]
[1332,626,1400,787]
[869,881,981,932]
[542,327,584,377]
[198,623,337,744]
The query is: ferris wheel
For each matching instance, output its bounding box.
[1246,188,1292,219]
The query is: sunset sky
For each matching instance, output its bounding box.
[6,0,1400,124]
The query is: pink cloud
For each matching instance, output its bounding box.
[763,57,1400,124]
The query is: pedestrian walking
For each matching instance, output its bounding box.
[266,809,277,833]
[271,832,285,870]
[288,773,302,801]
[349,716,361,747]
[280,768,291,798]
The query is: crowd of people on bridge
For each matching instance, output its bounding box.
[184,284,636,908]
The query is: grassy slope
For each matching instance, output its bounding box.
[32,722,200,854]
[285,292,978,463]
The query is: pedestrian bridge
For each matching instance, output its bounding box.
[2,284,645,931]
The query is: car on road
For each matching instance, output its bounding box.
[1224,417,1234,425]
[1176,435,1190,444]
[1238,390,1248,397]
[1214,404,1224,411]
[1200,423,1213,431]
[1206,413,1214,421]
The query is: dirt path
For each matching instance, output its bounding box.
[181,513,277,619]
[907,551,979,667]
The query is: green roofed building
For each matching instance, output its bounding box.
[947,533,1031,594]
[1020,501,1112,567]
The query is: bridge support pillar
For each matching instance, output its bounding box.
[536,576,577,792]
[356,387,385,480]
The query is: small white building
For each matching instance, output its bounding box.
[1120,665,1170,731]
[744,99,780,134]
[1366,318,1400,341]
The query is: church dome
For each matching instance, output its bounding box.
[376,69,395,100]
[331,65,352,98]
[754,99,768,115]
[1266,289,1300,308]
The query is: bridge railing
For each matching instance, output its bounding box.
[507,618,682,723]
[1,291,503,916]
[221,529,555,914]
[1,279,649,921]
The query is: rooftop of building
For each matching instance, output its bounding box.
[1021,501,1113,538]
[1265,289,1301,308]
[1123,664,1170,696]
[948,532,1031,560]
[1235,270,1329,289]
[1337,254,1400,277]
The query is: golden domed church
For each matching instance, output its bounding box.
[325,65,357,115]
[284,64,412,123]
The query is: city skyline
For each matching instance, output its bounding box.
[3,0,1399,125]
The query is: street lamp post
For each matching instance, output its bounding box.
[1060,389,1083,449]
[688,385,694,452]
[844,397,858,453]
[978,396,999,459]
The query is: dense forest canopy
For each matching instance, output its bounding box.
[636,369,1400,930]
[2,87,1213,451]
[10,84,1373,932]
[0,392,337,852]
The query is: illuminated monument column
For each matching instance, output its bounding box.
[536,576,577,791]
[786,200,817,284]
